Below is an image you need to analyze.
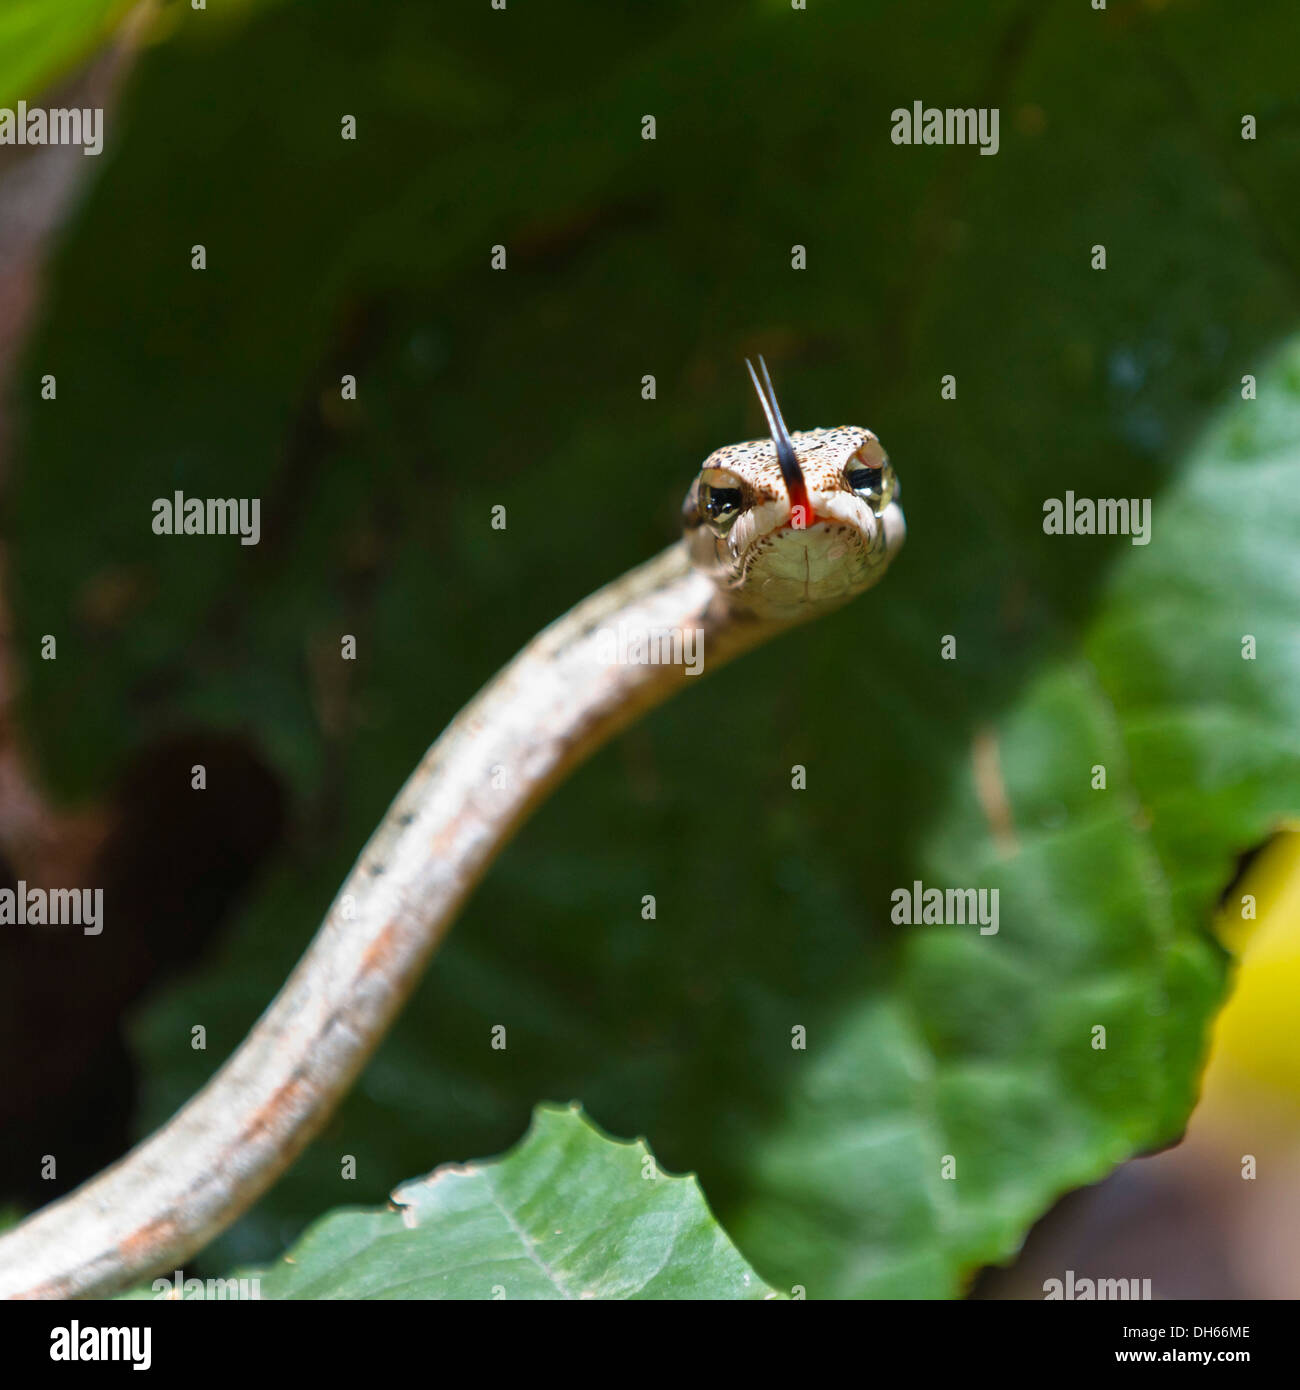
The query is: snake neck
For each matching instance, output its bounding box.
[0,539,777,1298]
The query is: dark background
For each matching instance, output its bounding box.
[2,0,1299,1298]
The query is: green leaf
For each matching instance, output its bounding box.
[728,344,1300,1294]
[135,1105,779,1300]
[0,1,132,108]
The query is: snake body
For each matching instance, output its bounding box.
[0,360,904,1297]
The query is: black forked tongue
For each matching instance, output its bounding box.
[745,355,806,501]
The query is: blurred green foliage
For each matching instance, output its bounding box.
[0,0,133,106]
[12,0,1300,1295]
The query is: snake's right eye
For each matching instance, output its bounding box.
[845,439,897,516]
[698,472,745,531]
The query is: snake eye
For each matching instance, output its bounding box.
[845,441,897,515]
[697,470,746,532]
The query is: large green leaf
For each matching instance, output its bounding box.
[727,347,1300,1291]
[10,0,1300,1297]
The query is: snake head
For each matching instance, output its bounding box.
[682,359,906,622]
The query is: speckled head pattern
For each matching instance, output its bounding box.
[681,361,905,622]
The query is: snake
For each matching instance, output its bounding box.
[0,357,905,1297]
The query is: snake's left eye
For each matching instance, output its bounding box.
[845,441,897,515]
[697,469,746,532]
